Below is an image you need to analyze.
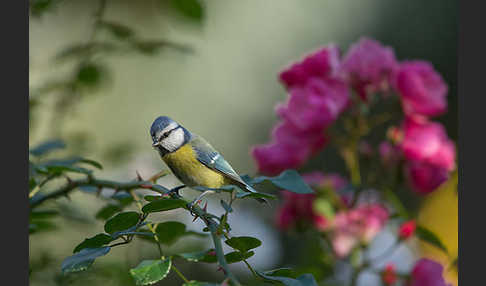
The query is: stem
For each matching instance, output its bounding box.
[243,259,258,279]
[171,265,190,283]
[208,222,241,286]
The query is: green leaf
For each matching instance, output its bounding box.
[257,271,318,286]
[155,221,186,245]
[313,199,334,219]
[252,170,314,194]
[104,211,140,234]
[142,199,187,213]
[220,200,233,213]
[79,158,103,169]
[225,251,254,263]
[29,139,65,156]
[176,249,217,263]
[61,247,111,274]
[170,0,204,21]
[76,62,106,88]
[144,195,163,202]
[98,21,134,39]
[225,236,261,253]
[132,40,190,55]
[129,258,172,285]
[416,225,448,254]
[235,189,277,200]
[29,209,59,219]
[95,204,122,220]
[29,220,57,234]
[259,268,297,279]
[73,234,113,253]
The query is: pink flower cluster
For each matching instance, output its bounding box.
[410,258,452,286]
[276,172,347,230]
[252,46,350,176]
[329,203,389,258]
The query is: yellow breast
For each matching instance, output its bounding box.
[162,144,227,188]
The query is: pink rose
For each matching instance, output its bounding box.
[279,45,341,89]
[393,61,448,117]
[409,258,451,286]
[405,161,449,194]
[276,78,350,131]
[401,117,456,171]
[341,37,397,100]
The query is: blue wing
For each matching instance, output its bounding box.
[191,135,257,193]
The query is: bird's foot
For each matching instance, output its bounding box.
[168,185,185,198]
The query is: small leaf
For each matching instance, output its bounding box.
[142,199,187,213]
[170,0,204,21]
[104,211,140,234]
[95,205,122,220]
[220,200,232,213]
[61,247,111,274]
[225,251,254,264]
[155,221,186,245]
[177,249,217,263]
[29,139,65,156]
[30,209,59,219]
[257,271,318,286]
[252,170,314,194]
[55,42,116,62]
[129,258,172,285]
[416,225,448,254]
[73,234,113,253]
[235,189,276,200]
[98,21,134,39]
[79,158,103,169]
[144,195,163,202]
[29,220,57,234]
[225,236,261,253]
[260,268,297,279]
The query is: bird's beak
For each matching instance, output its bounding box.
[152,141,160,148]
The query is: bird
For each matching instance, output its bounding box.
[149,116,263,203]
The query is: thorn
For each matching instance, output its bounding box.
[136,171,143,181]
[192,215,200,222]
[65,176,73,185]
[202,201,208,212]
[140,184,152,189]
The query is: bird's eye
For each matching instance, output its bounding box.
[163,131,170,138]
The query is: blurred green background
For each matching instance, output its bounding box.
[29,0,457,285]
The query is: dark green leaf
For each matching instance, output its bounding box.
[155,221,186,245]
[220,200,233,213]
[144,195,163,202]
[416,226,448,254]
[73,234,113,253]
[29,139,65,156]
[39,163,92,175]
[79,158,103,169]
[176,249,217,263]
[30,209,59,219]
[225,236,261,253]
[142,199,187,213]
[170,0,204,21]
[96,204,122,220]
[30,0,56,17]
[235,189,276,200]
[61,247,111,274]
[225,251,254,263]
[257,271,318,286]
[29,220,57,234]
[259,268,297,279]
[182,230,208,238]
[252,170,314,194]
[104,211,140,234]
[98,21,134,39]
[76,63,106,87]
[129,258,172,285]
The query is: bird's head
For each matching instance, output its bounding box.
[150,116,191,155]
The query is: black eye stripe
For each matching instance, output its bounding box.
[159,126,180,140]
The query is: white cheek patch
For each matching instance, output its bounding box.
[155,121,179,140]
[160,128,185,152]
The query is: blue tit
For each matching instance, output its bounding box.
[150,116,260,198]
